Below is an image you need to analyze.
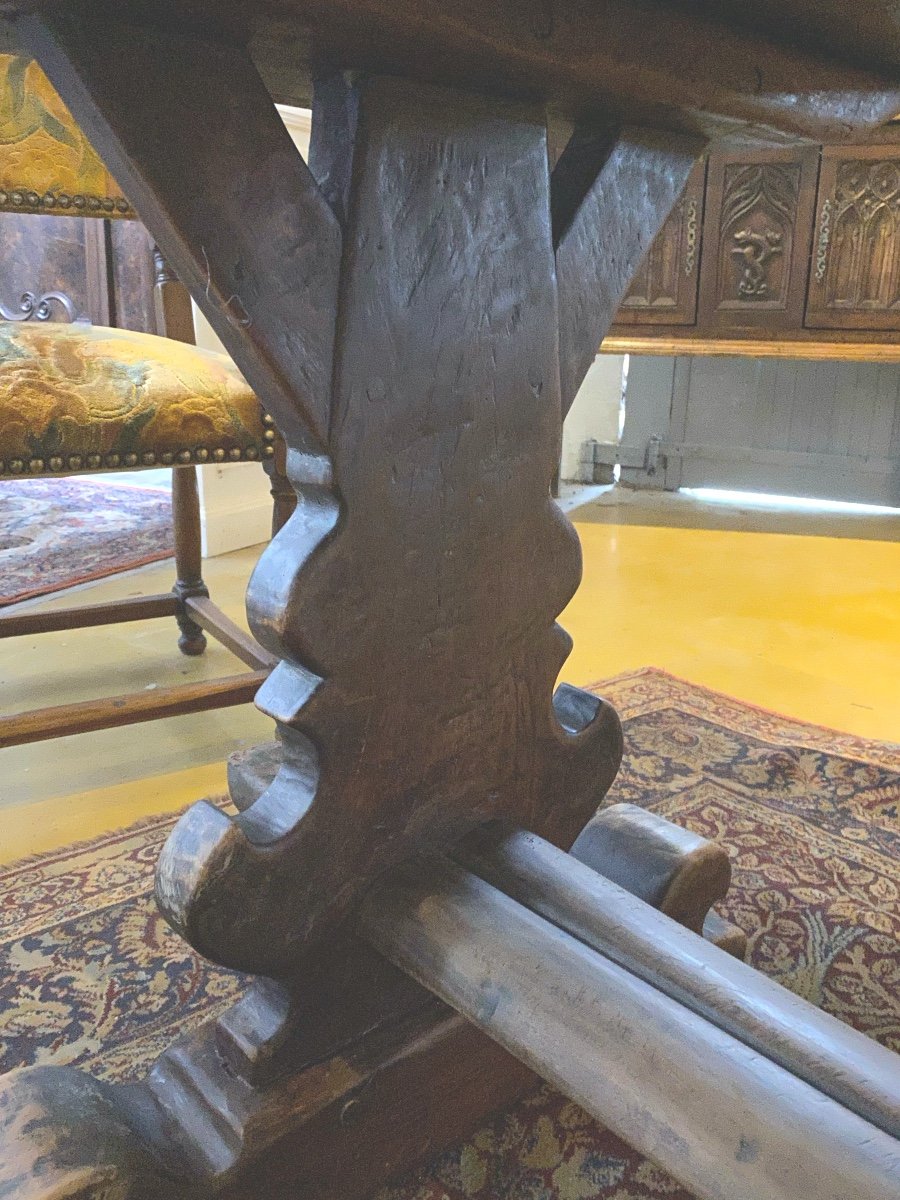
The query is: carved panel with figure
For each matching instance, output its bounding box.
[698,148,819,331]
[613,158,707,326]
[806,146,900,330]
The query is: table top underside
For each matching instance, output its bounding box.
[2,0,900,145]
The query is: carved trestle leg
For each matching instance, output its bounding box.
[1,8,707,1198]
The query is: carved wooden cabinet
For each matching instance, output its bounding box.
[0,210,159,330]
[696,148,819,332]
[805,146,900,330]
[611,139,900,343]
[616,159,706,325]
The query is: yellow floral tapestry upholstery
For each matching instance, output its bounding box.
[0,321,271,476]
[0,54,133,218]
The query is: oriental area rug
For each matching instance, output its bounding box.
[0,477,173,605]
[1,668,897,1199]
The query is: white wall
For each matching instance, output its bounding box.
[195,104,312,558]
[560,354,626,482]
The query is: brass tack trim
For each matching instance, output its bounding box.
[245,446,259,460]
[177,449,192,464]
[212,448,226,462]
[264,429,276,442]
[195,448,210,462]
[264,445,275,458]
[228,448,242,461]
[161,452,174,465]
[67,455,82,470]
[141,452,156,466]
[86,454,102,468]
[49,456,64,471]
[28,458,44,473]
[9,459,23,473]
[262,413,275,427]
[124,453,139,466]
[0,188,135,217]
[106,454,121,468]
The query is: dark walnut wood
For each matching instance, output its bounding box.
[569,801,745,954]
[806,145,900,330]
[0,209,107,322]
[611,136,900,347]
[3,831,899,1200]
[616,159,707,327]
[15,8,685,979]
[160,75,634,977]
[0,671,268,748]
[0,7,703,1195]
[7,0,900,142]
[697,147,820,333]
[554,124,701,415]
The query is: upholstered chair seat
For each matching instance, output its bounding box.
[0,52,293,751]
[0,320,272,477]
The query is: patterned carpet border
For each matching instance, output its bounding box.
[590,666,900,768]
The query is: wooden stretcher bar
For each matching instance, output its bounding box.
[361,850,900,1200]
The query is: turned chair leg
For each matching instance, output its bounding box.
[152,247,210,656]
[171,464,209,656]
[262,421,296,536]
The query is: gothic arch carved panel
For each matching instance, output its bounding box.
[698,147,819,332]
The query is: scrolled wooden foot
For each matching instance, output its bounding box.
[0,1066,179,1200]
[571,801,747,957]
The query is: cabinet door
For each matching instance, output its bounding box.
[0,212,162,333]
[108,219,161,334]
[614,159,706,326]
[805,147,900,330]
[697,147,819,332]
[0,211,110,323]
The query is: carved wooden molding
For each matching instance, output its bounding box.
[823,158,900,307]
[601,331,900,360]
[718,162,799,304]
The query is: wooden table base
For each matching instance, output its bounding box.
[0,802,750,1200]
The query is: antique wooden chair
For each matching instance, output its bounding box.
[0,54,288,747]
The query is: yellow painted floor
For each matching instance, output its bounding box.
[2,495,899,864]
